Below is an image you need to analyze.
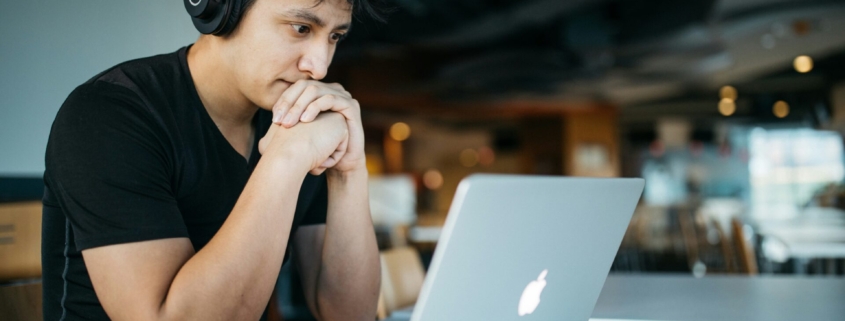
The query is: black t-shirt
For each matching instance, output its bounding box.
[41,46,327,321]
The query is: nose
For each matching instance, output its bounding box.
[298,41,332,80]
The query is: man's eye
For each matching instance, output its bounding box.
[330,33,347,42]
[292,24,310,34]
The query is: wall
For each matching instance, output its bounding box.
[563,110,621,177]
[1,1,199,176]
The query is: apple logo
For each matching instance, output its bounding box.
[518,269,548,316]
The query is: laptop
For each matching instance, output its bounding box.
[399,174,644,321]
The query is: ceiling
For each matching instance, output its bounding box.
[333,0,845,116]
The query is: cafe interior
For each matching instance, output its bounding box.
[3,0,845,320]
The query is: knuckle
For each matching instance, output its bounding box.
[349,99,361,113]
[279,98,292,108]
[292,100,308,111]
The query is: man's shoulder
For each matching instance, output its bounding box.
[81,47,188,100]
[56,47,192,127]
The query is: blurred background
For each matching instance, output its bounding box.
[2,0,845,320]
[327,0,845,318]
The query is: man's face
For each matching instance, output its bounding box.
[221,0,352,110]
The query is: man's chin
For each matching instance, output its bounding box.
[254,92,282,110]
[255,99,274,111]
[256,81,294,110]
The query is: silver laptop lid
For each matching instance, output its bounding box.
[411,174,644,321]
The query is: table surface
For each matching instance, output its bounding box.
[592,274,845,321]
[757,217,845,259]
[386,274,845,321]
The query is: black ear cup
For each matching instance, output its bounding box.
[184,0,243,36]
[217,0,245,36]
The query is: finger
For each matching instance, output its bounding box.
[307,96,358,125]
[320,156,339,168]
[323,145,346,168]
[329,82,352,98]
[320,141,347,169]
[320,128,349,167]
[272,80,310,124]
[330,132,350,165]
[299,95,337,123]
[336,98,360,124]
[337,131,350,155]
[310,167,327,176]
[283,84,326,128]
[287,83,350,125]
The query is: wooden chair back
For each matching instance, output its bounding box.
[731,218,759,275]
[0,281,42,321]
[711,219,737,273]
[378,246,425,317]
[0,201,42,281]
[677,206,701,270]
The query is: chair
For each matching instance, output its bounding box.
[0,201,42,281]
[677,206,702,272]
[0,281,42,321]
[731,218,759,275]
[712,219,737,273]
[377,247,425,320]
[1,201,43,321]
[376,289,389,320]
[679,207,736,275]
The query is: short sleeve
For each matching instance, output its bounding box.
[299,174,328,226]
[45,82,187,251]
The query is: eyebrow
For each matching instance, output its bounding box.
[285,9,351,31]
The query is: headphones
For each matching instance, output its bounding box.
[183,0,245,35]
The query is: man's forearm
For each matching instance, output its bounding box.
[317,167,380,321]
[159,155,309,321]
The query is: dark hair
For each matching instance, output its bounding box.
[241,0,384,23]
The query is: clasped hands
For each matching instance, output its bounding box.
[258,80,365,176]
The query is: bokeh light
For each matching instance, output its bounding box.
[718,98,736,116]
[477,146,495,166]
[389,122,411,141]
[793,55,813,73]
[773,100,790,118]
[459,149,479,167]
[720,86,738,101]
[423,169,444,190]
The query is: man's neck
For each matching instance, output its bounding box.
[186,37,257,129]
[187,37,257,161]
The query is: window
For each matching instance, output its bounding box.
[748,128,844,220]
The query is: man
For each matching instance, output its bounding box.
[41,0,381,320]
